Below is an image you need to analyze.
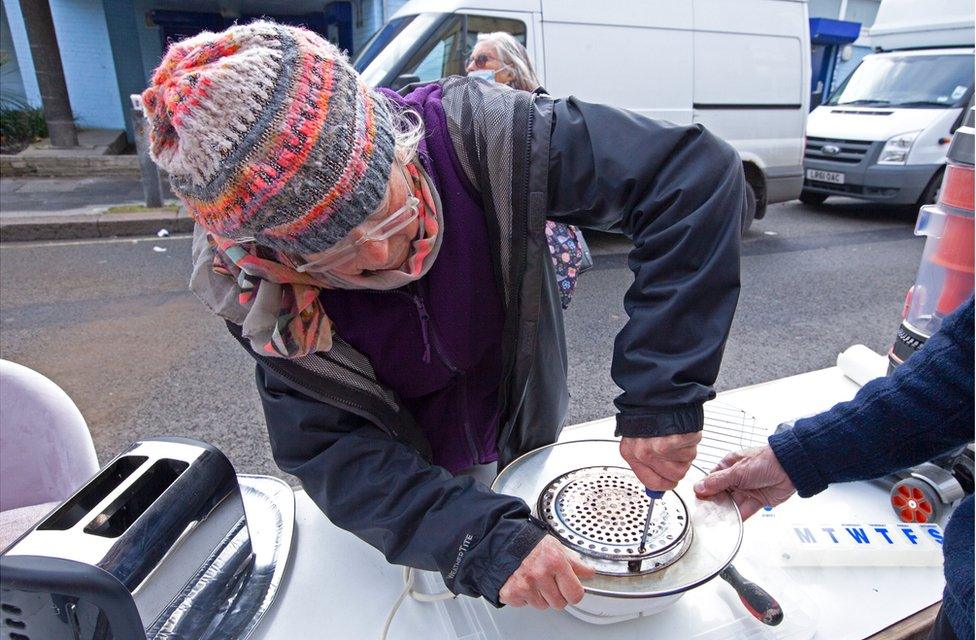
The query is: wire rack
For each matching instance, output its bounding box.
[694,400,768,472]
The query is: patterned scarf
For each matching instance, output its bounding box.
[200,162,442,359]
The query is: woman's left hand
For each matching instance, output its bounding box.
[620,433,702,491]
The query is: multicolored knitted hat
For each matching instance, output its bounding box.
[142,20,396,254]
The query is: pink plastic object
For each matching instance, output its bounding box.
[0,359,98,512]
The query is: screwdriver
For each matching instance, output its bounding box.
[638,488,665,553]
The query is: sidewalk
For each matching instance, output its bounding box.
[0,176,193,241]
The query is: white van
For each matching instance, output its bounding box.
[801,0,975,208]
[354,0,811,229]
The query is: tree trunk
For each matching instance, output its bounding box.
[18,0,77,147]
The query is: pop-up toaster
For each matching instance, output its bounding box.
[0,437,252,639]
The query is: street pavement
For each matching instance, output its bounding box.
[0,198,922,482]
[0,176,146,218]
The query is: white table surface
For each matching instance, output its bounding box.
[252,362,945,640]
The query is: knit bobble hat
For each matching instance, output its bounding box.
[141,20,397,254]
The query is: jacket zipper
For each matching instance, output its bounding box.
[371,286,482,463]
[411,292,432,364]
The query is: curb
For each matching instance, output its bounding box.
[0,154,141,178]
[0,209,194,242]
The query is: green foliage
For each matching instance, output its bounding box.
[0,105,48,153]
[0,50,48,153]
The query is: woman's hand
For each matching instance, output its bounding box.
[499,535,595,609]
[620,433,702,491]
[694,446,797,519]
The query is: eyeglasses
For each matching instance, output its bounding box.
[466,53,499,69]
[295,166,420,273]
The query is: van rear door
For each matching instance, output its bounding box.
[692,0,809,205]
[540,0,694,124]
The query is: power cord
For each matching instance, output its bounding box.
[379,567,455,640]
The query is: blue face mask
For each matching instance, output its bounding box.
[468,69,497,83]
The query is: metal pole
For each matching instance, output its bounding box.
[18,0,77,147]
[131,98,163,208]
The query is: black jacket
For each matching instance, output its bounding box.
[238,78,744,605]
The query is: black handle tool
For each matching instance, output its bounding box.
[719,564,784,626]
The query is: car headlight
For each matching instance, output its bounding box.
[878,131,921,165]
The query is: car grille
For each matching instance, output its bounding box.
[805,137,873,164]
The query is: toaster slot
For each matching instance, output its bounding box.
[38,455,147,531]
[84,459,189,538]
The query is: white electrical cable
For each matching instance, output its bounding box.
[379,567,456,640]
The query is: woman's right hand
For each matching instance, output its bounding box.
[498,535,595,609]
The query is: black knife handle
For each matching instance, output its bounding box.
[719,565,784,626]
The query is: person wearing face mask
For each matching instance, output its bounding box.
[466,32,588,309]
[144,21,745,613]
[465,32,538,89]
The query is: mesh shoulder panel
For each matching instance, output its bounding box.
[442,77,535,302]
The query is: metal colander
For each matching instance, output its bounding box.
[537,467,692,576]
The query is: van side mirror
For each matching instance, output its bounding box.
[391,74,421,91]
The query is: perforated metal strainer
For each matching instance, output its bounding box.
[537,467,692,575]
[493,439,742,599]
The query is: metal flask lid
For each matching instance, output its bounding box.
[493,439,742,599]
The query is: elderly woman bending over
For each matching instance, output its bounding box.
[144,21,744,612]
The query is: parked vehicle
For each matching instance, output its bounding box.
[354,0,811,231]
[801,0,975,208]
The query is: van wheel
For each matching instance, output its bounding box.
[799,190,828,206]
[742,182,757,234]
[915,167,944,209]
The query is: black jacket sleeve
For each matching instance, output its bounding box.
[770,300,974,497]
[545,97,744,437]
[255,363,546,605]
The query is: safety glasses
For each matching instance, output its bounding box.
[295,195,420,273]
[295,165,421,273]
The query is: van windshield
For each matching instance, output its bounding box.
[354,13,444,87]
[827,54,974,108]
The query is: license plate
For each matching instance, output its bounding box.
[806,169,845,184]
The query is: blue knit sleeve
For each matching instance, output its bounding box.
[769,299,974,498]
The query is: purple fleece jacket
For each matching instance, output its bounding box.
[319,84,506,473]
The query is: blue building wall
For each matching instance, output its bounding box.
[2,0,405,137]
[46,0,124,130]
[104,0,148,139]
[134,0,163,81]
[0,0,28,105]
[2,0,125,131]
[2,0,41,107]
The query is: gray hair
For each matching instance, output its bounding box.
[374,91,425,165]
[476,32,541,92]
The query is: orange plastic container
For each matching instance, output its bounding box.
[902,160,975,335]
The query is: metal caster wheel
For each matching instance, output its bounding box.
[890,478,942,523]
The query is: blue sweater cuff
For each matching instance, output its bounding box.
[768,426,830,498]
